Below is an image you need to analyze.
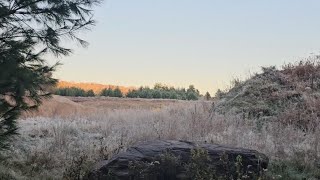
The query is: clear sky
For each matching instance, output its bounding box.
[51,0,320,94]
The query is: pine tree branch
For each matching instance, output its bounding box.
[0,0,44,18]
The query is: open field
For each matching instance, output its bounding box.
[1,95,320,179]
[22,96,195,118]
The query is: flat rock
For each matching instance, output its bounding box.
[86,140,268,180]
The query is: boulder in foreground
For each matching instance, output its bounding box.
[86,140,268,180]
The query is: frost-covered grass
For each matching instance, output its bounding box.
[1,101,319,179]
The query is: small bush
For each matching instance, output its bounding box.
[63,153,90,180]
[185,148,216,180]
[266,160,320,180]
[86,90,95,97]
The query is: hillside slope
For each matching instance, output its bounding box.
[57,81,134,94]
[22,95,93,118]
[215,59,320,129]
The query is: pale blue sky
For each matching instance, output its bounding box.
[52,0,320,94]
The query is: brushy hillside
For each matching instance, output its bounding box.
[57,81,134,94]
[215,58,320,130]
[21,95,92,118]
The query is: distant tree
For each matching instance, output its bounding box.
[161,91,171,99]
[154,83,164,90]
[86,90,95,97]
[55,88,67,96]
[126,90,138,98]
[215,89,225,99]
[187,92,198,100]
[100,88,107,96]
[152,89,162,99]
[187,85,199,100]
[139,87,153,98]
[187,85,200,95]
[205,92,211,100]
[113,87,123,98]
[100,88,114,97]
[187,85,196,94]
[0,0,101,150]
[177,88,187,100]
[106,88,114,97]
[71,87,87,96]
[54,87,89,97]
[177,93,187,100]
[169,91,178,99]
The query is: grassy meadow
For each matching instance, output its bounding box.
[1,93,319,179]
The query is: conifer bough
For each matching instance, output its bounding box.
[0,0,102,150]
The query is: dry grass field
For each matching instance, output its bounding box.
[22,95,192,118]
[1,95,319,179]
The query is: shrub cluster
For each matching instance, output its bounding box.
[100,87,123,97]
[214,58,320,129]
[126,84,200,100]
[54,87,95,97]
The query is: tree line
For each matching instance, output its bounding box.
[126,84,200,100]
[53,84,205,100]
[54,87,95,97]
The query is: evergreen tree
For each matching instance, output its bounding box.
[152,89,162,99]
[0,0,101,150]
[100,88,106,96]
[161,91,171,99]
[106,88,114,97]
[215,89,225,99]
[100,88,107,96]
[205,92,211,100]
[169,91,178,99]
[69,87,87,96]
[86,90,95,97]
[187,92,198,100]
[126,89,138,98]
[100,88,114,97]
[187,85,196,94]
[113,87,123,97]
[187,85,199,100]
[154,83,164,90]
[54,87,88,96]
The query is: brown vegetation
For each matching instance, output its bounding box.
[215,58,320,131]
[1,97,319,179]
[22,96,188,118]
[57,81,135,94]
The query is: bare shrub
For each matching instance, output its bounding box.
[63,153,89,180]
